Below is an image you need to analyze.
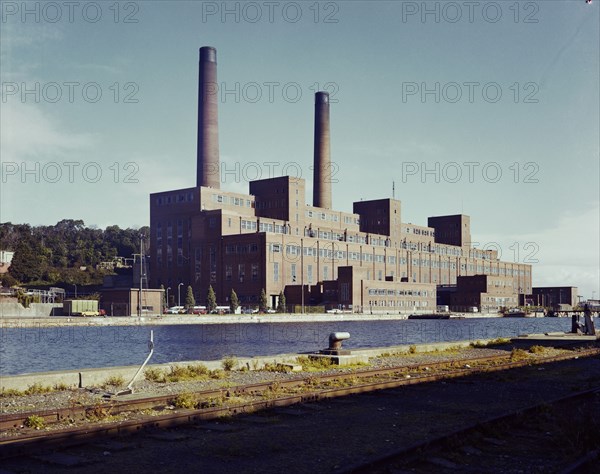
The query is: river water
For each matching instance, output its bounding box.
[0,318,577,375]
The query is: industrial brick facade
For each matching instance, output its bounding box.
[149,47,532,313]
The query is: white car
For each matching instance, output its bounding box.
[166,306,185,314]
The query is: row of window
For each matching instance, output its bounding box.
[368,300,429,307]
[225,244,259,254]
[213,194,253,207]
[368,289,430,297]
[155,192,195,206]
[224,263,260,282]
[404,227,435,237]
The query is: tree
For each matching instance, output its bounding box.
[229,289,239,314]
[185,285,195,309]
[160,284,166,309]
[259,288,268,313]
[277,290,286,313]
[206,285,217,313]
[9,238,45,283]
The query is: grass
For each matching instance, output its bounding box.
[529,345,545,354]
[144,364,226,383]
[85,402,113,421]
[471,337,512,348]
[173,392,198,409]
[24,383,54,395]
[222,356,237,371]
[510,348,530,361]
[24,415,45,430]
[262,362,294,373]
[102,375,125,389]
[0,388,25,398]
[295,356,333,371]
[1,381,75,398]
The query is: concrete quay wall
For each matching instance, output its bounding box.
[0,339,494,392]
[0,303,62,318]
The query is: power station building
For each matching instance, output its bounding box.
[149,47,532,313]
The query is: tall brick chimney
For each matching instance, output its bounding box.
[197,46,220,188]
[313,91,332,209]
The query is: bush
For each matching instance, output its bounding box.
[529,345,545,354]
[408,345,417,354]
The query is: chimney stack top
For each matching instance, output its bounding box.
[200,46,217,63]
[315,91,329,103]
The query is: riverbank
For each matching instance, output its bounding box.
[0,312,502,328]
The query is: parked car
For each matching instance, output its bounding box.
[166,306,185,314]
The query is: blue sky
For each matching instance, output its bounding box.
[1,0,599,299]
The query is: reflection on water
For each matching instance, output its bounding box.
[0,318,575,375]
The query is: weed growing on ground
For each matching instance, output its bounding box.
[173,392,197,409]
[24,415,45,429]
[510,348,530,361]
[145,364,222,383]
[24,383,53,395]
[0,388,24,398]
[296,356,333,371]
[222,356,237,371]
[144,367,166,383]
[408,345,417,354]
[85,402,113,421]
[102,375,125,389]
[198,395,225,408]
[529,345,545,354]
[262,363,293,373]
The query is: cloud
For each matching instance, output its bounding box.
[0,102,96,161]
[477,203,600,298]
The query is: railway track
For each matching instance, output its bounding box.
[2,347,599,462]
[345,385,600,473]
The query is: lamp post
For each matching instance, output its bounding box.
[178,283,184,307]
[166,287,171,309]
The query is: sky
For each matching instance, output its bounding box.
[0,0,599,299]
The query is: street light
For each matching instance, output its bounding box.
[166,287,171,309]
[178,283,184,307]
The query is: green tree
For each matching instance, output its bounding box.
[259,288,268,313]
[9,238,45,283]
[185,285,195,309]
[160,284,167,309]
[277,291,286,313]
[229,289,239,314]
[206,285,217,313]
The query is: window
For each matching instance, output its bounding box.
[251,264,259,281]
[274,262,279,282]
[291,264,297,283]
[324,265,329,280]
[307,265,313,284]
[238,264,245,283]
[225,265,232,281]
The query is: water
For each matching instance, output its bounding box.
[0,318,576,375]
